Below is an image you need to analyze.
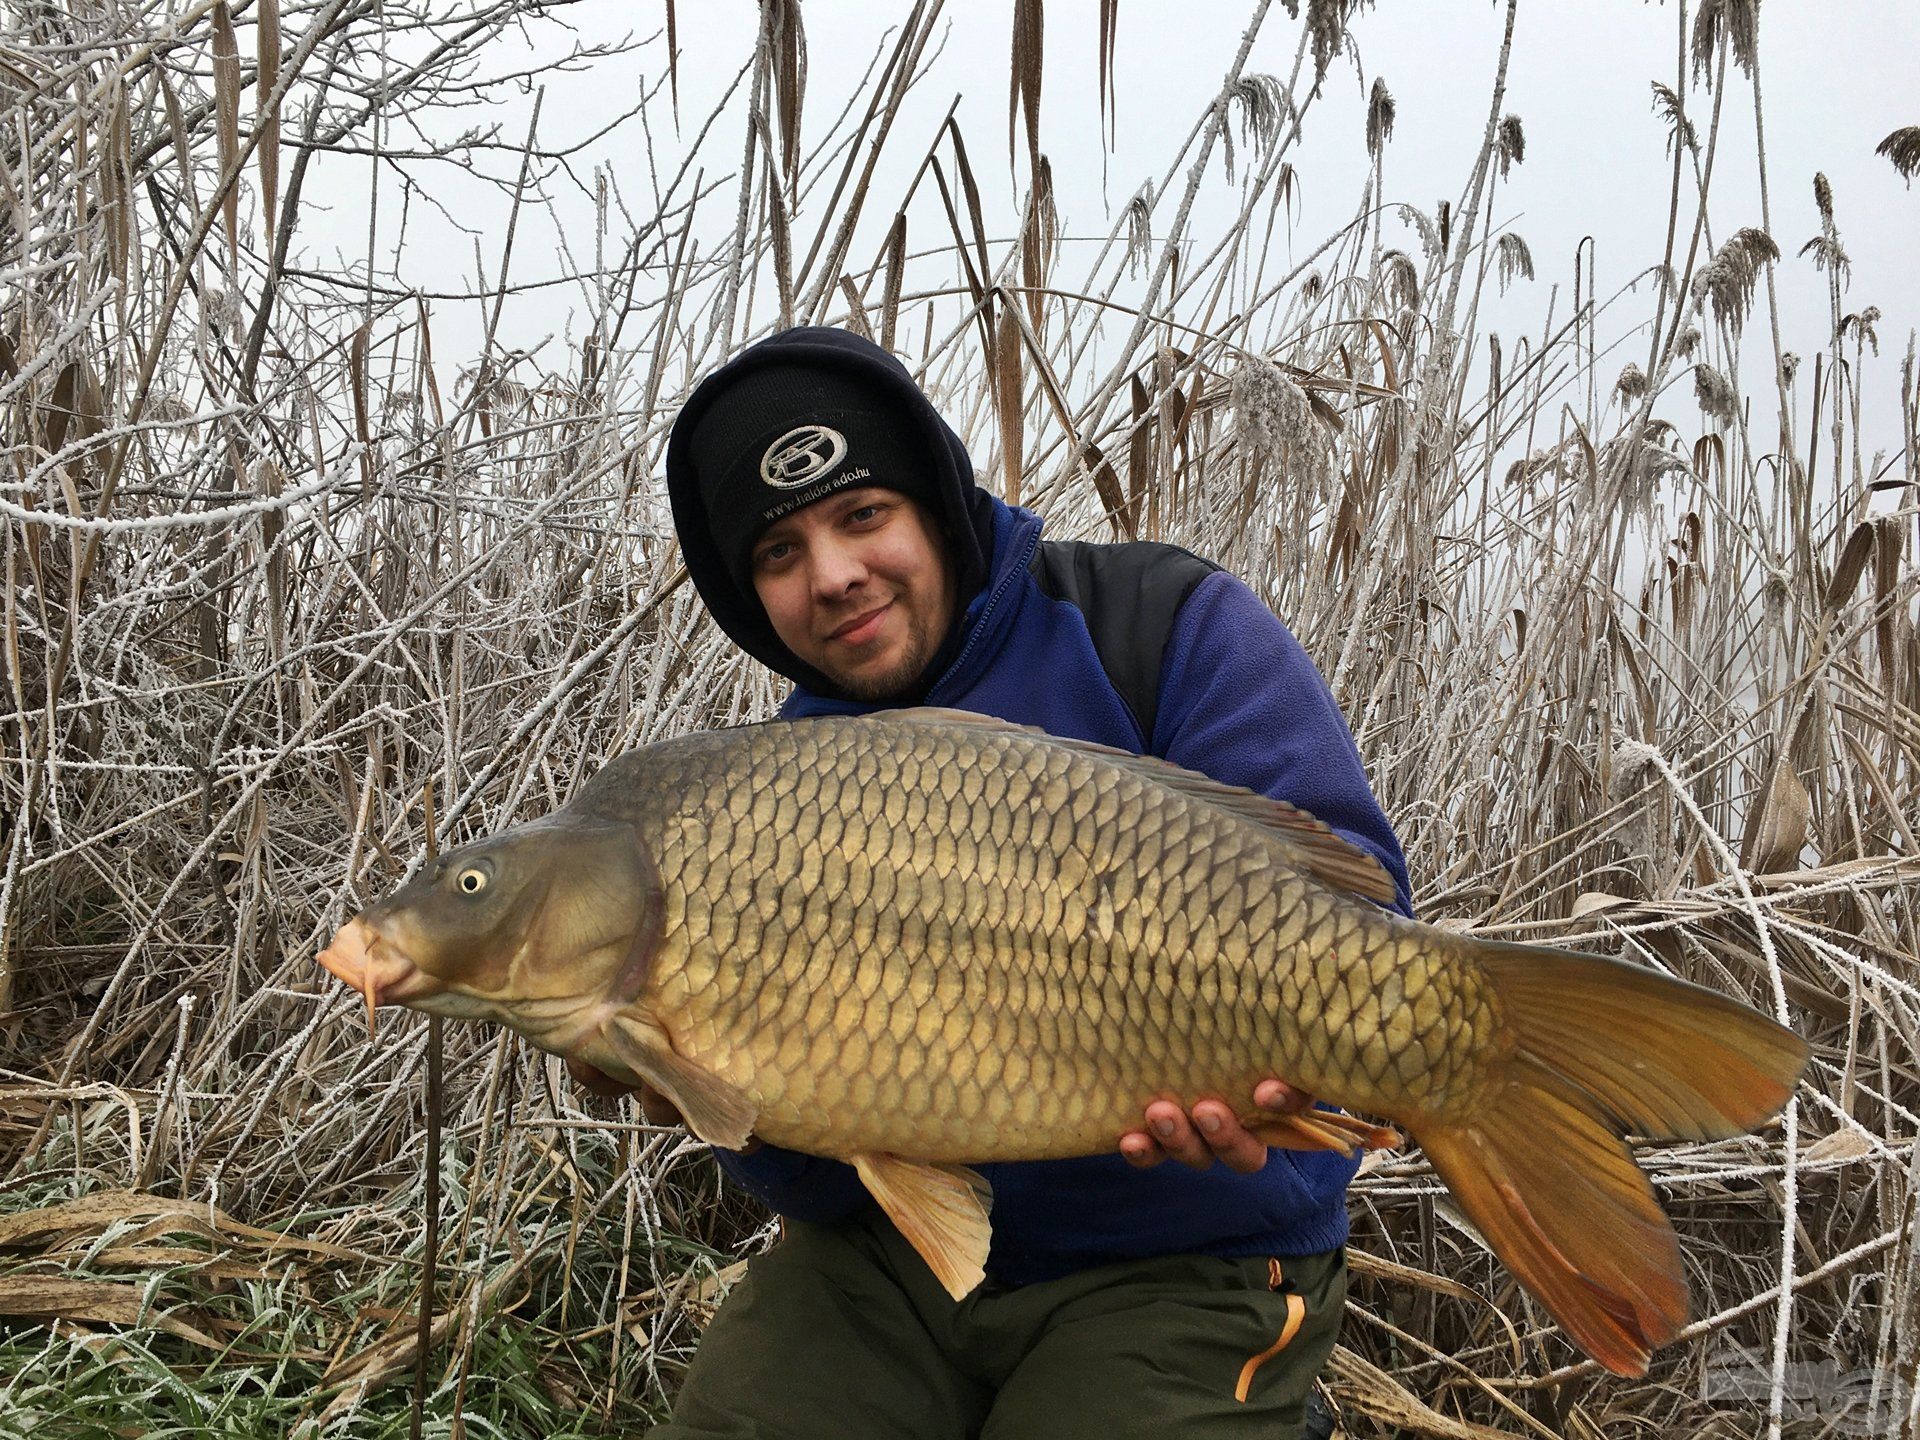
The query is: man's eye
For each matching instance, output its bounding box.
[848,505,882,524]
[756,542,792,566]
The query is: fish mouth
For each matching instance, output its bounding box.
[317,916,446,1035]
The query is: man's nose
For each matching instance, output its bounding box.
[809,538,867,596]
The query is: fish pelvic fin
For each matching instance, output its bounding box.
[1415,940,1809,1376]
[851,1153,992,1302]
[600,1012,757,1151]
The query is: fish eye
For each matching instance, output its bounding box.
[455,866,489,896]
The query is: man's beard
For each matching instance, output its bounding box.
[829,607,941,703]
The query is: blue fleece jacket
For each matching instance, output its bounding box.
[713,496,1413,1284]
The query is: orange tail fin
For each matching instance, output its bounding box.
[1412,941,1808,1376]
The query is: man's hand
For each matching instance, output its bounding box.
[565,1056,762,1154]
[1118,1079,1309,1174]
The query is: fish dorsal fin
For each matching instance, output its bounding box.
[888,706,1053,736]
[850,1153,993,1302]
[868,708,1399,908]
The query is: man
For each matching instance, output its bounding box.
[604,325,1411,1437]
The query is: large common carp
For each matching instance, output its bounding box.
[317,710,1806,1376]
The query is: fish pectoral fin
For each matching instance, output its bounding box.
[851,1153,992,1303]
[601,1013,757,1151]
[1243,1106,1402,1156]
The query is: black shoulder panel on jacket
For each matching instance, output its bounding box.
[1029,539,1222,746]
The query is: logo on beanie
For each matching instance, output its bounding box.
[760,425,849,489]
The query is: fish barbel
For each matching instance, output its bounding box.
[317,710,1806,1375]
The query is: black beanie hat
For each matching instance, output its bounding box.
[681,361,947,592]
[666,327,991,695]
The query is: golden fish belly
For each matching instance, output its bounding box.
[634,719,1495,1161]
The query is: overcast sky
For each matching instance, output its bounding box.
[298,2,1918,479]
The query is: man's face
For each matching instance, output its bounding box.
[749,486,956,701]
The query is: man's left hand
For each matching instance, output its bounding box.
[1118,1079,1309,1174]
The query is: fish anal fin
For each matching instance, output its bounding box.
[600,1012,757,1151]
[851,1153,993,1302]
[1243,1107,1401,1156]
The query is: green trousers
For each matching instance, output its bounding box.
[653,1204,1345,1439]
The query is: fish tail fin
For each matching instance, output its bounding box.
[1412,940,1808,1376]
